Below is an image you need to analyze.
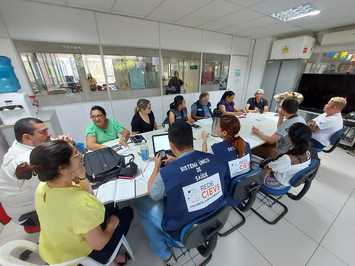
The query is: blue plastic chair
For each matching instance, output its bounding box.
[323,128,344,153]
[251,159,320,224]
[218,165,263,237]
[176,207,231,265]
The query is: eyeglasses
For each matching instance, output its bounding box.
[91,114,104,119]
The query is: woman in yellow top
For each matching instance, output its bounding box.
[16,140,133,265]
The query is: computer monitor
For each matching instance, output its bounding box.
[152,133,171,155]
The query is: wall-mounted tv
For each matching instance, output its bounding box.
[297,73,355,114]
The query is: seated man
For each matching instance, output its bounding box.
[135,121,227,264]
[308,97,346,150]
[251,98,306,159]
[245,89,269,113]
[191,92,213,120]
[0,118,72,224]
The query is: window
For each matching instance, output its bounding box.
[15,40,109,105]
[201,53,230,92]
[102,46,161,99]
[162,50,201,95]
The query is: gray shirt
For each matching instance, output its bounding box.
[275,115,306,154]
[150,151,192,201]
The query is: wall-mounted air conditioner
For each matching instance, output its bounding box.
[321,29,355,46]
[270,36,315,60]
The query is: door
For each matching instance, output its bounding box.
[260,60,281,108]
[270,59,306,110]
[227,55,249,108]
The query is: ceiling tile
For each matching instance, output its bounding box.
[289,1,355,31]
[33,0,68,4]
[67,0,114,11]
[202,9,264,31]
[225,0,265,7]
[148,0,211,22]
[177,0,243,27]
[252,0,317,15]
[113,0,163,17]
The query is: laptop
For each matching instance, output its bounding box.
[152,133,172,155]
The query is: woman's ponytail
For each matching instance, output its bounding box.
[220,115,246,157]
[232,136,246,157]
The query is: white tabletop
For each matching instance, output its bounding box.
[94,112,278,203]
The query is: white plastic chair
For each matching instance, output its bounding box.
[0,235,135,266]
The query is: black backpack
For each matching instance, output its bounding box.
[84,147,138,186]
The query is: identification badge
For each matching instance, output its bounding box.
[228,153,250,178]
[182,173,223,213]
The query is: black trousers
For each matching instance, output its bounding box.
[88,203,134,264]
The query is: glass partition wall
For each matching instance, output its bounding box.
[16,40,231,106]
[201,53,230,92]
[162,50,201,95]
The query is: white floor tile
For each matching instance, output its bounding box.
[239,207,318,266]
[336,191,355,227]
[307,246,348,266]
[305,172,353,214]
[209,230,271,266]
[280,197,337,242]
[322,214,355,266]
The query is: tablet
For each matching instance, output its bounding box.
[152,133,171,155]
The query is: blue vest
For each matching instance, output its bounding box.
[194,100,212,118]
[160,151,227,239]
[211,140,251,192]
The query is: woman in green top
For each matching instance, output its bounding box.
[16,140,133,265]
[86,105,131,151]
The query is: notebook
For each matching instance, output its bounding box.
[95,179,135,203]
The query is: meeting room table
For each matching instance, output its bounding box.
[93,112,279,203]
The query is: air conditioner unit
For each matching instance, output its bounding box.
[270,36,315,60]
[321,29,355,46]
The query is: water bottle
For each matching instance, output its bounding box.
[140,143,149,161]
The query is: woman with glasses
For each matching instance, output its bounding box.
[85,105,130,151]
[131,99,158,134]
[15,140,133,265]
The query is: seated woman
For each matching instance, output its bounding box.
[15,140,133,265]
[217,91,244,116]
[131,99,158,134]
[201,115,251,188]
[262,123,312,189]
[167,95,194,126]
[86,105,130,151]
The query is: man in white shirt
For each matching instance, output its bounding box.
[0,118,71,223]
[308,97,347,149]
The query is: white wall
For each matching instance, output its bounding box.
[232,37,251,56]
[202,31,232,55]
[160,24,203,52]
[245,37,273,99]
[0,0,272,143]
[96,13,159,48]
[0,16,7,38]
[0,0,99,44]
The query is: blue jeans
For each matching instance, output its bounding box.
[134,197,182,260]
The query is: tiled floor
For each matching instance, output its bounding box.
[1,148,355,266]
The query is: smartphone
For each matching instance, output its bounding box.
[131,135,145,143]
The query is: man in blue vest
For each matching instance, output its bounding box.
[135,121,227,264]
[191,92,213,120]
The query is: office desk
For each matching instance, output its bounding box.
[94,112,278,203]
